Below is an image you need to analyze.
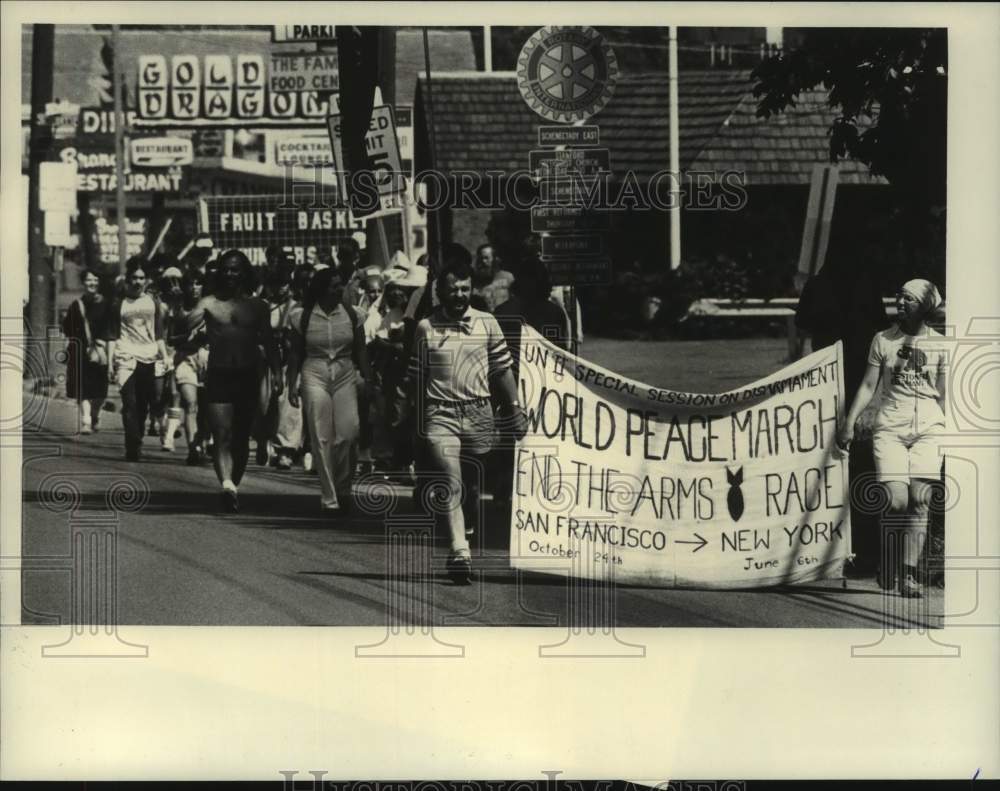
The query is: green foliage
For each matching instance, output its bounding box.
[752,28,947,208]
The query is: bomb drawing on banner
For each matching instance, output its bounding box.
[726,466,745,522]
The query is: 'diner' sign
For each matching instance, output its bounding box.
[511,328,851,588]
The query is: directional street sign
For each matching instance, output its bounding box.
[529,147,610,179]
[539,177,605,204]
[546,258,612,287]
[540,233,604,258]
[538,125,600,147]
[531,205,609,233]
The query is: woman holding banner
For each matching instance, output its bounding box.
[838,279,947,599]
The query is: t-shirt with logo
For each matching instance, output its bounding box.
[110,294,161,364]
[867,324,948,433]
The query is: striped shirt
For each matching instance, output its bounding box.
[409,306,513,402]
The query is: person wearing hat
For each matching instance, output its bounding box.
[838,278,947,598]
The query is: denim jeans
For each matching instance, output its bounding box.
[119,361,157,455]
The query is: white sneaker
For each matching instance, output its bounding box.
[80,421,92,435]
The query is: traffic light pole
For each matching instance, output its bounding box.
[27,24,55,383]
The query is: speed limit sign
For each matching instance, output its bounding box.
[327,105,405,204]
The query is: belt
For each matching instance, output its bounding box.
[425,396,491,408]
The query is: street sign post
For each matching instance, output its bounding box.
[546,258,612,286]
[531,205,610,233]
[529,147,610,179]
[538,125,600,146]
[327,105,405,200]
[540,233,604,259]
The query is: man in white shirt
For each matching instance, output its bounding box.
[398,244,526,583]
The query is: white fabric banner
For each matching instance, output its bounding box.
[510,327,851,588]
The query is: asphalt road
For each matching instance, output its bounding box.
[19,389,943,630]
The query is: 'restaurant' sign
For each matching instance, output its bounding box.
[56,108,188,193]
[130,137,194,167]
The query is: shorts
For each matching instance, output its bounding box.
[872,427,944,483]
[205,366,260,405]
[422,397,496,456]
[175,348,209,388]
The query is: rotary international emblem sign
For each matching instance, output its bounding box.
[517,26,619,124]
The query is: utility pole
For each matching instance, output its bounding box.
[112,24,128,273]
[668,26,681,270]
[27,24,55,380]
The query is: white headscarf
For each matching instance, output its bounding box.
[900,278,943,319]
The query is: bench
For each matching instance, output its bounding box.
[686,297,898,358]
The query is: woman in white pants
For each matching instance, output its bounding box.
[838,278,947,598]
[287,264,371,514]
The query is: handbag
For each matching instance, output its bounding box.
[78,299,108,367]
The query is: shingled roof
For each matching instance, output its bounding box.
[414,69,885,186]
[687,79,884,185]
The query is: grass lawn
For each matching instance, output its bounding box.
[581,335,794,393]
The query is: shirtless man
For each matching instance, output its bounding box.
[187,249,282,512]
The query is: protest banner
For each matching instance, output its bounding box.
[511,326,851,588]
